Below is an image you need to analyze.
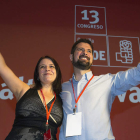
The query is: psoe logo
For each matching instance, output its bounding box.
[116,40,133,64]
[0,76,33,100]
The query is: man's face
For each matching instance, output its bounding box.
[71,42,93,70]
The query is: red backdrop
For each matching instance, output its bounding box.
[0,0,140,140]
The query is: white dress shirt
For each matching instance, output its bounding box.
[59,64,140,140]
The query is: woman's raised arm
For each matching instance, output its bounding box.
[0,53,30,101]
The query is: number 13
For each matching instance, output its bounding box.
[81,10,99,24]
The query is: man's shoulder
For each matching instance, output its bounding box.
[60,80,72,96]
[94,73,113,79]
[62,80,71,87]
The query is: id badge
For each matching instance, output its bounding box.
[66,112,82,137]
[43,129,52,140]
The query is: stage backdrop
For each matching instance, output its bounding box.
[0,0,140,140]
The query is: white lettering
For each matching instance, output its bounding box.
[93,50,106,61]
[81,10,99,24]
[0,88,14,100]
[117,87,140,103]
[89,10,99,24]
[81,10,89,20]
[27,79,33,86]
[118,93,126,102]
[0,76,33,100]
[129,87,140,103]
[77,24,103,29]
[93,50,98,60]
[100,51,106,60]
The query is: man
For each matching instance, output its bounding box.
[59,38,140,140]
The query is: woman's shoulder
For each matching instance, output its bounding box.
[23,88,38,95]
[17,88,38,102]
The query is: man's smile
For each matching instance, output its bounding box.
[79,55,90,61]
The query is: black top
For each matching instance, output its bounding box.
[5,88,63,140]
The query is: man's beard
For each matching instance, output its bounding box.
[72,55,92,70]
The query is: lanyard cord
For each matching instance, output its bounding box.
[40,89,56,125]
[71,75,94,108]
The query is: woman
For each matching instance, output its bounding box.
[0,53,63,140]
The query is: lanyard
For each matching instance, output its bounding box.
[71,75,94,113]
[40,89,56,125]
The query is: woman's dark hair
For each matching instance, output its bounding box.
[71,38,94,55]
[33,56,62,95]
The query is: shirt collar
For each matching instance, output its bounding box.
[71,71,93,82]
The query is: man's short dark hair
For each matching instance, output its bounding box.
[71,38,94,55]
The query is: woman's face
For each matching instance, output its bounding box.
[38,58,57,86]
